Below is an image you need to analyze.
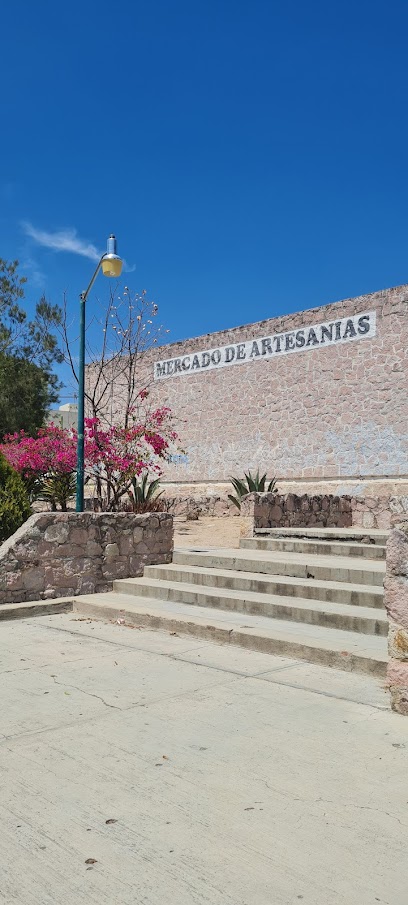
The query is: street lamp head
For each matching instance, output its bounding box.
[101,234,123,278]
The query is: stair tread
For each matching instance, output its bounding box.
[118,575,386,616]
[241,538,386,555]
[174,546,386,574]
[255,527,388,542]
[74,592,388,662]
[141,564,384,595]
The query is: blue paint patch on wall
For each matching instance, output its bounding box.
[168,454,189,465]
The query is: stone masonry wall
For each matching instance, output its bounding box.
[160,485,408,527]
[98,283,408,489]
[0,512,173,606]
[384,524,408,715]
[240,493,352,537]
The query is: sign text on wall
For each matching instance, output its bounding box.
[154,311,376,380]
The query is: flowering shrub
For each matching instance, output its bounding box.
[2,425,77,510]
[1,402,178,512]
[86,405,178,511]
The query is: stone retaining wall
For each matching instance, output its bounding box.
[240,492,352,536]
[0,512,173,606]
[162,484,408,527]
[384,525,408,715]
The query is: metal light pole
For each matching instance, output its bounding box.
[76,234,123,512]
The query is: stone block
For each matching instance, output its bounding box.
[44,523,70,544]
[240,517,254,538]
[86,540,102,557]
[22,569,45,592]
[387,659,408,687]
[384,576,408,631]
[128,554,144,576]
[5,571,24,591]
[77,579,96,595]
[102,561,129,580]
[388,625,408,661]
[389,687,408,715]
[70,528,90,545]
[362,512,375,528]
[270,505,282,523]
[119,534,134,556]
[385,527,408,576]
[387,657,408,715]
[105,543,119,559]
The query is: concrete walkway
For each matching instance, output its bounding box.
[0,613,407,905]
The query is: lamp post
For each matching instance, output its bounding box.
[76,234,123,512]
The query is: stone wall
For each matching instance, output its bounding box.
[240,492,352,536]
[98,283,408,488]
[384,524,408,715]
[162,484,408,529]
[0,512,173,606]
[351,495,408,530]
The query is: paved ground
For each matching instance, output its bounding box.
[1,613,408,905]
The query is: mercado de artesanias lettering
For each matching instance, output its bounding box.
[154,310,376,380]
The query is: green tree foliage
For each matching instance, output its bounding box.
[0,259,63,435]
[0,354,58,439]
[0,453,31,542]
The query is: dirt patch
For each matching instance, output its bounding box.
[174,515,240,549]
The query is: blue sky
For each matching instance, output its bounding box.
[2,0,408,400]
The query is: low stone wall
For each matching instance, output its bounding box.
[158,480,408,527]
[162,490,239,518]
[240,492,352,536]
[351,496,408,530]
[384,525,408,715]
[0,512,173,606]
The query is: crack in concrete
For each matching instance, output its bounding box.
[51,676,122,710]
[264,784,408,827]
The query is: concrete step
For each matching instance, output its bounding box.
[172,548,385,588]
[73,592,388,678]
[253,527,389,546]
[141,563,384,609]
[115,573,387,636]
[240,536,386,560]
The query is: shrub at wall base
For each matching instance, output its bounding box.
[384,524,408,715]
[0,511,173,605]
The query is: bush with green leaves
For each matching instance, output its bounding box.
[0,453,31,542]
[228,470,278,511]
[38,472,77,512]
[128,474,165,513]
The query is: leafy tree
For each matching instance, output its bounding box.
[0,354,58,439]
[0,259,63,433]
[0,453,31,542]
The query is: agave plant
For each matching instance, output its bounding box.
[228,470,278,511]
[38,472,77,512]
[129,473,164,513]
